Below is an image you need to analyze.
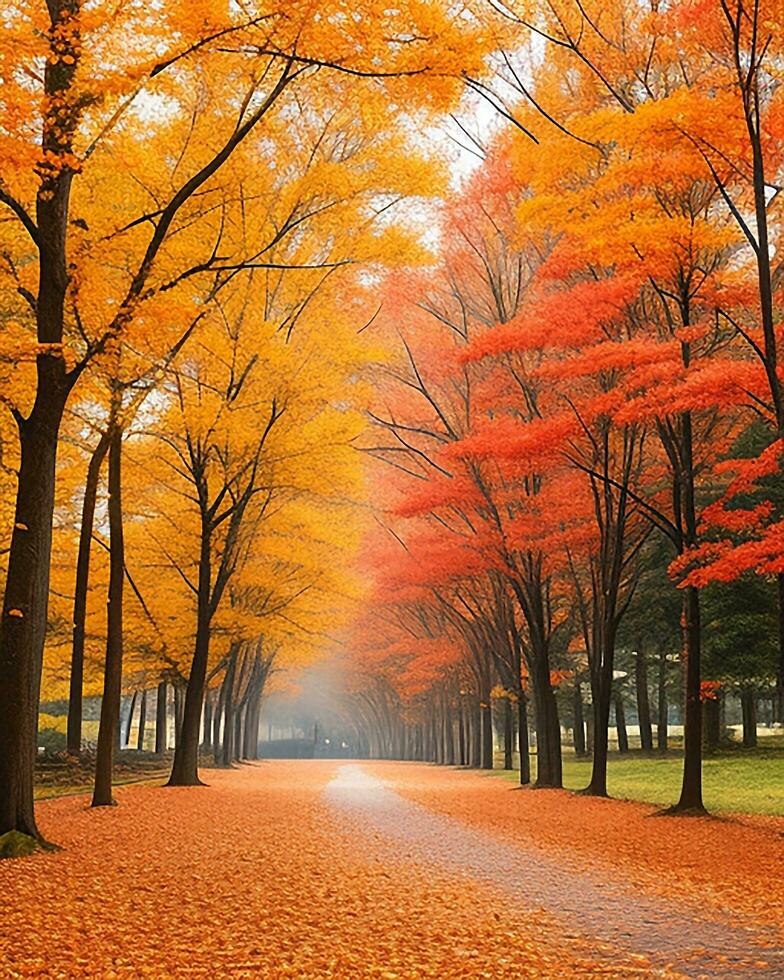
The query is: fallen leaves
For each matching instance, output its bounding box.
[0,762,662,978]
[371,762,784,942]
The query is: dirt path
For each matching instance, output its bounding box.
[1,760,780,978]
[326,764,784,978]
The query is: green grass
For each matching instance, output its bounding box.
[497,744,784,815]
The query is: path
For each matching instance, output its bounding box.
[326,764,784,978]
[1,760,781,978]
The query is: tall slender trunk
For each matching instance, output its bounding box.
[116,696,124,751]
[635,647,653,752]
[136,690,147,751]
[503,697,513,770]
[471,697,482,767]
[233,706,243,763]
[202,691,213,752]
[480,696,493,770]
[669,341,705,812]
[245,702,257,759]
[168,517,212,786]
[746,86,784,729]
[213,678,225,760]
[584,669,612,796]
[251,701,261,759]
[92,423,125,808]
[657,651,668,752]
[674,586,704,812]
[517,691,530,784]
[67,430,110,755]
[433,702,443,765]
[614,686,628,754]
[219,650,238,768]
[777,576,784,724]
[444,698,455,765]
[573,682,586,756]
[457,702,467,765]
[173,685,184,744]
[155,681,167,754]
[244,700,259,758]
[123,690,138,748]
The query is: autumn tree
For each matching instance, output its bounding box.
[0,0,486,837]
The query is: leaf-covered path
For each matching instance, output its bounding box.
[330,765,784,978]
[2,762,782,978]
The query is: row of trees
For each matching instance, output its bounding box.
[0,0,487,839]
[344,0,783,814]
[1,0,780,842]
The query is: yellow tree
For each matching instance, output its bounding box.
[0,0,485,836]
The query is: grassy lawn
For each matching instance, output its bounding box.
[496,744,784,815]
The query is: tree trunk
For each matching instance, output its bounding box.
[136,690,147,751]
[703,693,720,753]
[673,586,705,812]
[657,651,668,753]
[246,701,257,759]
[480,697,493,770]
[67,430,110,756]
[503,697,513,770]
[213,678,225,761]
[0,384,70,836]
[173,685,184,744]
[168,517,213,786]
[584,668,612,796]
[444,699,455,766]
[517,691,531,785]
[530,655,562,787]
[202,691,213,752]
[244,700,259,759]
[123,690,138,748]
[573,682,586,756]
[116,696,125,751]
[155,681,167,754]
[471,697,482,767]
[776,574,784,724]
[251,701,261,759]
[635,648,653,752]
[92,423,125,808]
[233,706,243,763]
[219,651,238,768]
[458,702,467,765]
[614,686,628,754]
[432,703,442,765]
[741,688,757,748]
[0,0,82,835]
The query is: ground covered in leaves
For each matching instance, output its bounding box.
[2,761,781,978]
[372,762,784,940]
